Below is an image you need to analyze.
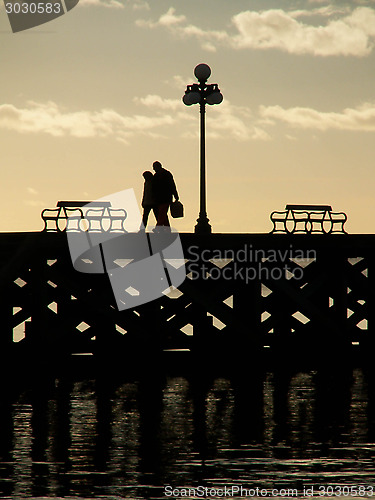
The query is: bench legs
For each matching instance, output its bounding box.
[270,210,347,234]
[41,209,61,232]
[270,211,288,233]
[328,213,348,234]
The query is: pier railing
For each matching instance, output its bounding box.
[1,232,374,364]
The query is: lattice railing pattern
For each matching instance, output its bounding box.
[1,233,374,358]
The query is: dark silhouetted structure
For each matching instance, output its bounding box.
[183,63,223,235]
[1,229,374,371]
[152,161,179,228]
[141,171,156,229]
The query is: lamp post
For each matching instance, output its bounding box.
[183,63,223,234]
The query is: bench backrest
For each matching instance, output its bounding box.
[285,204,332,211]
[57,201,112,208]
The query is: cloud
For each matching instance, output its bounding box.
[0,101,176,142]
[135,94,270,141]
[209,101,270,141]
[24,187,45,206]
[130,0,149,10]
[136,7,228,52]
[164,75,191,90]
[4,97,375,145]
[78,0,150,9]
[289,6,349,18]
[0,96,270,144]
[259,102,375,131]
[136,6,375,56]
[79,0,125,8]
[133,94,181,111]
[136,6,185,28]
[231,6,375,56]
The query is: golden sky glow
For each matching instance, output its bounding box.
[1,0,375,233]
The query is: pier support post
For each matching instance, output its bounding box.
[0,298,14,353]
[232,275,262,356]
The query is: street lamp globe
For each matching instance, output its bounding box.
[206,91,223,105]
[183,92,201,106]
[194,63,211,82]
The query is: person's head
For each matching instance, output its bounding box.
[152,161,162,172]
[143,171,153,181]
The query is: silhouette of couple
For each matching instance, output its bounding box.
[141,161,179,230]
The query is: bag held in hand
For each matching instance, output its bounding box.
[170,200,184,218]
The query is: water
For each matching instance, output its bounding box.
[1,366,375,499]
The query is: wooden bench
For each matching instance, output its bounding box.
[41,201,127,232]
[270,204,347,234]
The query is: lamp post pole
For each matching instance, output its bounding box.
[198,100,208,233]
[183,64,223,235]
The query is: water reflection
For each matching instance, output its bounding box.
[1,366,375,498]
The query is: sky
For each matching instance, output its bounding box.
[1,0,375,233]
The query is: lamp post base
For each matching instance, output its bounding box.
[194,215,212,234]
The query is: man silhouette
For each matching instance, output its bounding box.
[152,161,179,227]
